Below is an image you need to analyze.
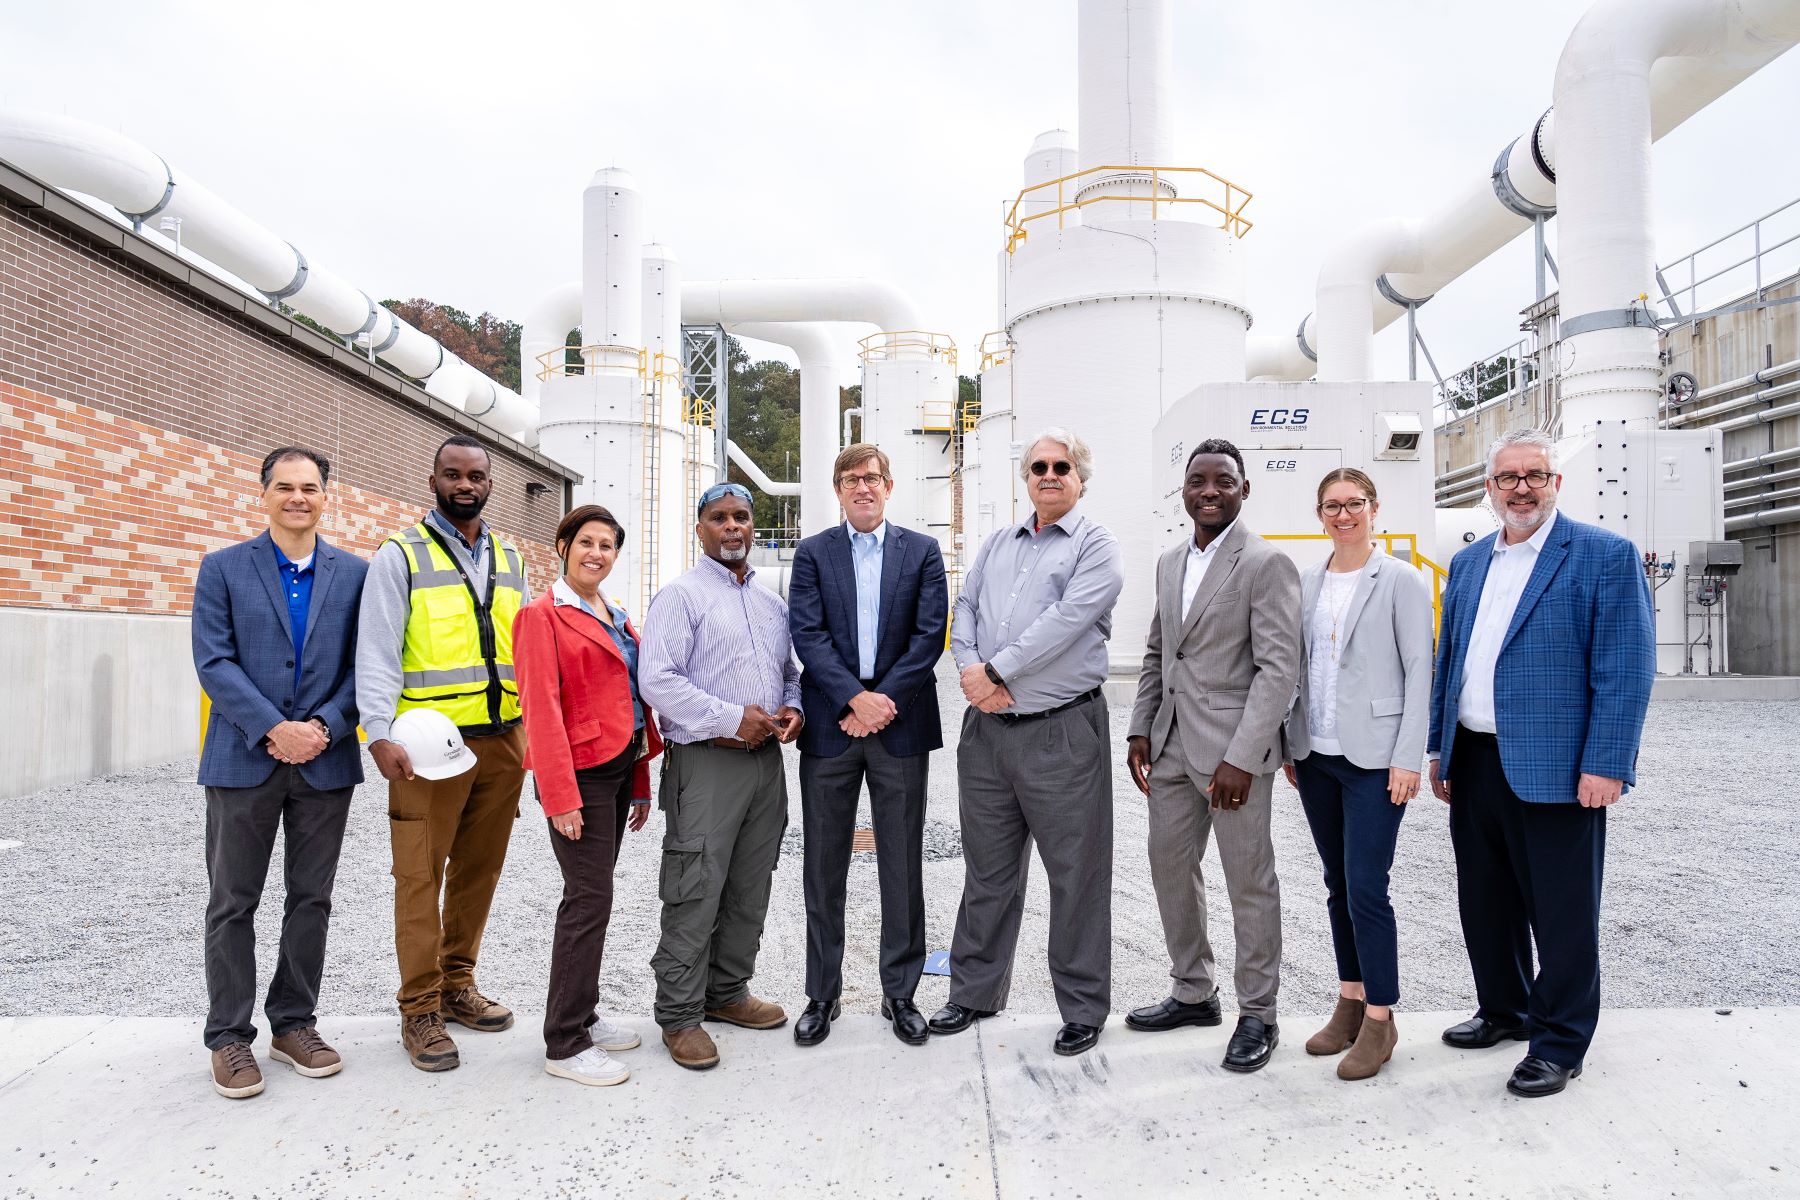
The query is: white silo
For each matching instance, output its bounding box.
[859,332,956,555]
[640,243,693,605]
[992,0,1253,674]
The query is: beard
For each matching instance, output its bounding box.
[1498,491,1556,534]
[435,487,487,521]
[717,544,749,562]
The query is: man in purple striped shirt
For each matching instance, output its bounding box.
[638,482,804,1071]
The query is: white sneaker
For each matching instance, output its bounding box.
[589,1011,642,1052]
[544,1046,629,1087]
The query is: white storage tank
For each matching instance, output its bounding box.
[859,332,956,556]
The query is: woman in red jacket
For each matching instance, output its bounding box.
[513,504,663,1087]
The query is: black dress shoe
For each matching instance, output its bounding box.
[1221,1014,1279,1073]
[792,999,841,1047]
[1441,1015,1531,1049]
[882,997,930,1046]
[1054,1022,1102,1057]
[927,1002,997,1036]
[1125,991,1223,1032]
[1507,1054,1582,1098]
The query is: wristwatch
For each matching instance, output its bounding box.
[309,716,330,738]
[984,663,1005,687]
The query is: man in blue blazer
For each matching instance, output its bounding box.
[788,442,948,1046]
[1427,429,1654,1099]
[192,446,368,1099]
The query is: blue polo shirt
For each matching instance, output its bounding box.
[273,544,314,695]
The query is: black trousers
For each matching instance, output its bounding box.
[1449,727,1606,1068]
[798,735,929,1001]
[203,767,353,1049]
[542,743,637,1059]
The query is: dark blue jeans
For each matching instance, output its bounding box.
[1294,753,1406,1007]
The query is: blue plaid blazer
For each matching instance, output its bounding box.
[1428,514,1655,803]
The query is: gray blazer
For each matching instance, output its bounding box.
[1129,522,1302,776]
[1285,545,1435,772]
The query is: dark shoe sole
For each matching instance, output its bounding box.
[1053,1037,1100,1057]
[408,1051,460,1072]
[672,1054,720,1071]
[927,1010,996,1037]
[1222,1031,1279,1074]
[1443,1028,1529,1049]
[442,1012,514,1033]
[1507,1065,1581,1098]
[881,1003,930,1046]
[1124,1011,1223,1033]
[794,1002,841,1047]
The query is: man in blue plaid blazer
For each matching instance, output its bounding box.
[1427,429,1655,1099]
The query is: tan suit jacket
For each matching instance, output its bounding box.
[1129,521,1302,776]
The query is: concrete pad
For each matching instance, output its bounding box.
[1,1009,1795,1198]
[1652,674,1800,700]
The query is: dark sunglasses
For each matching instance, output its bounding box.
[1030,460,1073,477]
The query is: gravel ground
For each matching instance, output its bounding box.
[3,660,1797,1028]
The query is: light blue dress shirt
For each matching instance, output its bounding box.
[849,520,887,679]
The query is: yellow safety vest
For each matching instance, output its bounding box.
[390,521,526,732]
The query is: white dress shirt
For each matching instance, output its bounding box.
[1455,510,1558,737]
[1180,519,1238,619]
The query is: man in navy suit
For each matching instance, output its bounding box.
[1428,428,1654,1099]
[192,446,368,1099]
[788,442,948,1046]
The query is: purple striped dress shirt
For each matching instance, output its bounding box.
[638,556,803,744]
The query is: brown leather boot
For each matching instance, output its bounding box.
[210,1042,264,1099]
[1337,1013,1397,1080]
[402,1013,460,1072]
[1305,995,1366,1056]
[442,987,515,1032]
[663,1025,720,1071]
[270,1027,343,1078]
[704,994,788,1030]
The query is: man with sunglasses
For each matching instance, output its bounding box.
[1428,428,1654,1098]
[933,427,1124,1058]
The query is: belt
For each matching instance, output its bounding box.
[1456,724,1498,743]
[706,736,778,752]
[990,687,1102,724]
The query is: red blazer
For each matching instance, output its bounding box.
[513,589,664,818]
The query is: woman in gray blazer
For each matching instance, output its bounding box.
[1283,468,1434,1081]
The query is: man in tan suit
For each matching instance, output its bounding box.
[1125,438,1302,1073]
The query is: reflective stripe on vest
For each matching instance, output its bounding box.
[390,522,525,729]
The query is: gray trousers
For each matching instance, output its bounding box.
[203,767,353,1049]
[950,695,1112,1026]
[651,741,788,1030]
[1146,725,1282,1021]
[799,737,929,1001]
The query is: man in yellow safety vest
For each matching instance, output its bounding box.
[357,434,531,1073]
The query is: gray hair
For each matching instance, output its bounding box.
[1486,428,1558,476]
[1019,426,1095,484]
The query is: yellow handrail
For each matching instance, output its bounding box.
[858,330,957,368]
[1005,163,1254,253]
[536,343,647,381]
[1261,532,1447,639]
[978,331,1011,373]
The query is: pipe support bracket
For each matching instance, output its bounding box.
[1296,316,1316,363]
[1491,139,1556,220]
[1376,274,1434,309]
[119,156,176,222]
[267,245,309,300]
[1560,307,1661,338]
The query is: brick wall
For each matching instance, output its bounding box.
[0,191,570,615]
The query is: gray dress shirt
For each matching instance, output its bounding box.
[951,507,1124,714]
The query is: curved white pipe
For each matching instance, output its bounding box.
[1554,0,1800,432]
[725,439,801,497]
[1316,219,1425,381]
[519,281,582,406]
[1255,10,1800,383]
[682,278,919,332]
[728,321,843,536]
[0,111,538,445]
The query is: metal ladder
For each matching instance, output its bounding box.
[638,357,664,617]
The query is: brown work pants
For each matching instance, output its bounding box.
[387,724,526,1017]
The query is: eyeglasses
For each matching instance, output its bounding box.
[1030,460,1073,477]
[1489,470,1555,491]
[1318,498,1370,517]
[837,472,889,490]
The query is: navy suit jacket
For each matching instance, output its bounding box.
[1428,514,1655,804]
[789,522,948,758]
[193,531,368,790]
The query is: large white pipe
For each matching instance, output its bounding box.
[582,168,643,375]
[642,244,682,372]
[728,321,842,536]
[725,439,801,497]
[1077,0,1171,173]
[520,281,582,406]
[0,111,538,444]
[1258,15,1800,383]
[682,278,919,333]
[1554,0,1800,433]
[1316,219,1426,381]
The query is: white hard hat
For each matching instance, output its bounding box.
[390,709,477,781]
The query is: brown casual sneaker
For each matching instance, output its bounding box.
[402,1013,461,1072]
[210,1042,265,1099]
[1306,995,1367,1056]
[663,1025,720,1071]
[704,994,788,1030]
[270,1027,343,1078]
[1338,1013,1398,1081]
[441,987,515,1032]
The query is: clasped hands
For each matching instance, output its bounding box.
[959,663,1014,714]
[839,689,898,738]
[266,719,328,765]
[736,704,804,747]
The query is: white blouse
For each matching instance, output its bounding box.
[1305,568,1363,757]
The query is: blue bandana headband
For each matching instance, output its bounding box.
[697,481,754,517]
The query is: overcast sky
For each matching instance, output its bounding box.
[5,1,1797,386]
